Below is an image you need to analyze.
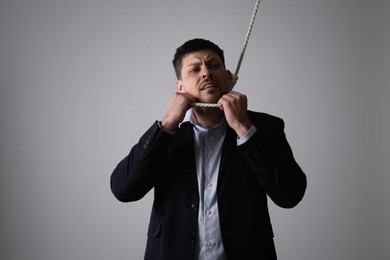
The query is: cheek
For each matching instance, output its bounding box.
[220,77,232,92]
[182,79,198,92]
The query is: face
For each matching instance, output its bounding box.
[177,50,232,103]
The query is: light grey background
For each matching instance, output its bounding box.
[1,0,389,259]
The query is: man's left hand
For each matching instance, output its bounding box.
[218,91,252,138]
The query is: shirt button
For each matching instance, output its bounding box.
[207,241,213,247]
[207,210,212,216]
[207,183,213,188]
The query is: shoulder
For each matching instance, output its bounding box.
[246,110,286,136]
[247,110,284,126]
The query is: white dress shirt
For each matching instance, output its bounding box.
[181,109,257,260]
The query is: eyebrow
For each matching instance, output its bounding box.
[186,61,201,68]
[185,57,220,68]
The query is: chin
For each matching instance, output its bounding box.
[200,99,219,104]
[200,95,222,104]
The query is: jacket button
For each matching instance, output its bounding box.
[188,235,196,243]
[191,203,198,211]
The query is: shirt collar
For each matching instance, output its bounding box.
[181,109,196,126]
[180,108,227,130]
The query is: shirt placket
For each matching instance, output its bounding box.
[204,129,218,258]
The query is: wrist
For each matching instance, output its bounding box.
[235,121,252,138]
[160,118,177,132]
[158,121,176,135]
[237,124,257,145]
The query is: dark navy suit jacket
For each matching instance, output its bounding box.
[111,110,307,260]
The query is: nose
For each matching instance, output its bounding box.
[201,66,211,79]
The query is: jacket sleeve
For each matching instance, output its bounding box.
[110,121,174,202]
[237,115,307,208]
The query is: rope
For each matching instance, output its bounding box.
[192,102,221,108]
[193,0,262,108]
[232,0,262,86]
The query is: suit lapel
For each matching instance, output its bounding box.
[178,123,199,197]
[218,127,237,187]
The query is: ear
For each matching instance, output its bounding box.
[176,80,185,93]
[226,69,233,80]
[226,70,235,91]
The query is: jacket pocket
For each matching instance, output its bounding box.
[147,222,161,238]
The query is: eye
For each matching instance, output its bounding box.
[209,62,221,69]
[189,67,199,73]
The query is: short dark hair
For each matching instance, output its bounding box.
[172,38,225,80]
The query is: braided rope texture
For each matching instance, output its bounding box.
[192,102,222,108]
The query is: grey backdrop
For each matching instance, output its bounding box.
[1,0,389,259]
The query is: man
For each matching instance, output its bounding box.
[110,38,307,259]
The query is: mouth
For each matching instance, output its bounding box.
[200,81,217,90]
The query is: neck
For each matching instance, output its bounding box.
[192,107,224,128]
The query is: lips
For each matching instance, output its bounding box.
[201,81,217,90]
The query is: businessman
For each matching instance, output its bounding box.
[111,38,307,259]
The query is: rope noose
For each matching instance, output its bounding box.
[193,0,262,108]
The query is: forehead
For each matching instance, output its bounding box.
[182,50,222,65]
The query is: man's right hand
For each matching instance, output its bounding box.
[160,92,196,131]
